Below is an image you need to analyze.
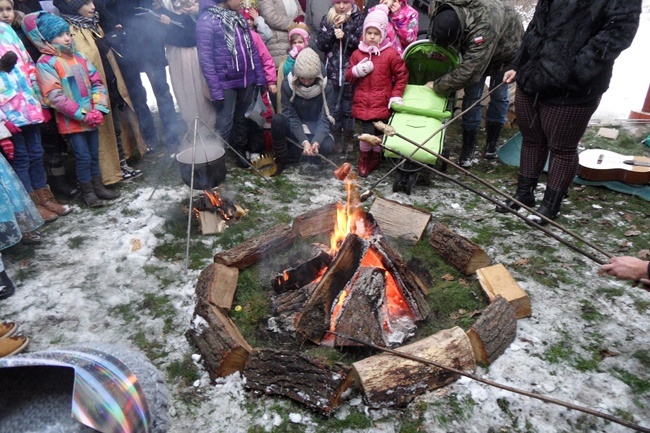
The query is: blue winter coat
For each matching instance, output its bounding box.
[196,0,266,101]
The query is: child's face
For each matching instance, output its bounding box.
[290,35,305,49]
[246,17,254,30]
[333,2,352,15]
[51,31,73,48]
[0,0,15,25]
[77,0,96,19]
[364,27,381,46]
[298,77,315,87]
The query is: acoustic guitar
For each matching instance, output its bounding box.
[578,149,650,185]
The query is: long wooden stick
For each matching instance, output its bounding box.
[330,331,650,433]
[374,121,613,263]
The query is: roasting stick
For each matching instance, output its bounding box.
[285,137,352,180]
[370,122,614,263]
[328,331,650,433]
[359,82,508,198]
[368,140,608,265]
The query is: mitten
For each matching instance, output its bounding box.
[288,44,303,59]
[84,109,104,128]
[4,120,21,134]
[0,51,17,73]
[42,107,52,123]
[388,96,404,109]
[0,138,14,160]
[352,58,374,78]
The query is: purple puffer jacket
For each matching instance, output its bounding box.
[196,0,266,101]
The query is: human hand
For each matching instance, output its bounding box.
[248,8,259,19]
[268,84,277,94]
[388,96,404,109]
[503,70,516,83]
[289,44,303,59]
[159,14,171,25]
[352,58,374,78]
[600,256,649,282]
[4,120,21,135]
[0,138,14,160]
[84,109,104,128]
[334,28,344,39]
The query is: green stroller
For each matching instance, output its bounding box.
[383,41,460,194]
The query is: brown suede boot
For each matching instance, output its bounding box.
[35,186,72,216]
[29,191,58,222]
[0,335,29,357]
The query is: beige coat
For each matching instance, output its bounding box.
[70,25,147,185]
[258,0,304,69]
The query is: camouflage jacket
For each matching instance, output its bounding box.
[428,0,523,94]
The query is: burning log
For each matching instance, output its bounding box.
[476,264,531,319]
[351,326,476,408]
[186,304,252,380]
[196,263,239,310]
[243,349,353,414]
[292,203,338,239]
[272,282,318,317]
[272,250,332,294]
[294,234,366,344]
[466,295,517,366]
[428,221,492,275]
[214,223,297,269]
[330,267,385,347]
[194,189,237,221]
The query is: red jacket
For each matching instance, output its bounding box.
[346,41,408,121]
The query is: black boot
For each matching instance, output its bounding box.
[91,176,120,200]
[496,175,538,213]
[49,175,80,198]
[485,122,502,159]
[459,129,477,168]
[0,270,16,300]
[80,181,104,207]
[527,187,565,226]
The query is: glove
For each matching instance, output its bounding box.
[4,120,21,135]
[293,15,305,23]
[0,138,14,160]
[42,107,52,123]
[84,109,104,128]
[288,44,303,59]
[0,51,17,73]
[352,58,374,78]
[388,96,404,109]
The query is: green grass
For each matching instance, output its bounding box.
[167,355,201,387]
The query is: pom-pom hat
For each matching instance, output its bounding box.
[293,47,321,79]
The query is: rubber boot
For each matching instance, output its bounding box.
[91,176,120,200]
[48,175,80,198]
[527,187,565,226]
[459,129,477,168]
[35,186,72,216]
[367,151,381,175]
[29,191,58,222]
[0,270,16,300]
[485,122,502,159]
[79,181,104,208]
[358,150,372,177]
[495,175,538,213]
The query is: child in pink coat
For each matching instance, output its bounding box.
[367,0,418,55]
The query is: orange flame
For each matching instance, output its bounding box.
[329,178,367,254]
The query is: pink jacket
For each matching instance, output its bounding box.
[368,1,419,55]
[251,30,277,86]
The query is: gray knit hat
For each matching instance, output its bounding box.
[53,0,89,16]
[293,48,322,79]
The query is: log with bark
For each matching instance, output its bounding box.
[466,295,517,366]
[352,326,476,408]
[428,221,492,275]
[243,348,353,414]
[292,203,338,239]
[213,223,297,269]
[476,263,531,319]
[195,263,239,310]
[369,197,431,245]
[272,250,331,294]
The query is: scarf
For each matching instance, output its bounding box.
[208,6,255,70]
[358,39,391,58]
[288,74,335,124]
[60,12,101,33]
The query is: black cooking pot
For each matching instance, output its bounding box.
[176,144,227,190]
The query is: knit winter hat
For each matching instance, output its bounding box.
[53,0,89,15]
[363,4,389,41]
[288,23,310,46]
[36,12,70,42]
[293,47,321,79]
[331,0,354,3]
[241,8,253,20]
[429,9,462,47]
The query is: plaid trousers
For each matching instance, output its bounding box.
[516,88,599,192]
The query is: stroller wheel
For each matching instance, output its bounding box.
[405,172,418,195]
[392,169,403,192]
[439,147,451,172]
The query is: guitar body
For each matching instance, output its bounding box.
[578,149,650,185]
